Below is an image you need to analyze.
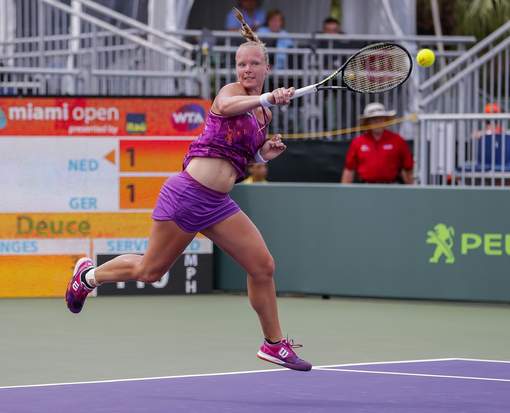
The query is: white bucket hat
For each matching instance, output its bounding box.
[360,102,396,120]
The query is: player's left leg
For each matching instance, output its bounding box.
[66,220,195,314]
[202,210,312,371]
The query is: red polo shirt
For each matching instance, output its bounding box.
[344,130,413,183]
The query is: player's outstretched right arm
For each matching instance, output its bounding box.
[212,83,294,116]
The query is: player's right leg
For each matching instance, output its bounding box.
[65,220,195,313]
[202,211,312,371]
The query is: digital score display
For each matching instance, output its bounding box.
[0,97,212,297]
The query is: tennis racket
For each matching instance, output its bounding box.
[292,42,412,98]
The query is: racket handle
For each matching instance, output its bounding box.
[292,84,317,99]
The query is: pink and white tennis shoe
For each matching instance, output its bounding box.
[65,257,94,314]
[257,338,312,371]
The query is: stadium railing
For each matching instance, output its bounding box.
[417,113,510,186]
[419,20,510,115]
[0,0,196,96]
[415,21,510,186]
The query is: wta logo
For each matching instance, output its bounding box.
[0,108,7,129]
[170,104,205,132]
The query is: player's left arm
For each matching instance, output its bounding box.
[257,108,287,161]
[259,134,286,161]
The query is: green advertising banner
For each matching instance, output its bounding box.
[215,184,510,302]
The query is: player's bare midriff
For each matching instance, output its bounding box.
[185,157,238,193]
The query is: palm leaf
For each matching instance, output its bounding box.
[454,0,510,39]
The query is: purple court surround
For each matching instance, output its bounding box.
[1,359,509,412]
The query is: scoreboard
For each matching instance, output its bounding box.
[0,137,192,212]
[0,97,213,297]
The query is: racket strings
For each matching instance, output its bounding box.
[343,44,411,93]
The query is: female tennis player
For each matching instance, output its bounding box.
[65,9,311,372]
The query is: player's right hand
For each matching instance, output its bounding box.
[269,87,295,106]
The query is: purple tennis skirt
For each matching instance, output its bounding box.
[152,170,240,233]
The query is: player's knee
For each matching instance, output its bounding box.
[251,255,275,280]
[137,267,167,284]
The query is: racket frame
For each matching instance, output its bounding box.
[292,42,413,98]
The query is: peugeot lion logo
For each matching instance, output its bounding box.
[426,223,455,264]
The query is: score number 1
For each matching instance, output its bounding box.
[119,177,167,209]
[126,183,135,203]
[126,147,136,203]
[126,147,136,167]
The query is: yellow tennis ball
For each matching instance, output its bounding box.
[417,49,435,67]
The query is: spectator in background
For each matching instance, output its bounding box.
[322,17,343,34]
[242,162,268,184]
[341,103,414,185]
[258,9,294,70]
[472,102,503,138]
[225,0,266,31]
[316,16,352,55]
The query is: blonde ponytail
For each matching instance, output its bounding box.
[232,7,268,63]
[233,7,262,43]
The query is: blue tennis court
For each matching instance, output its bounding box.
[2,358,508,412]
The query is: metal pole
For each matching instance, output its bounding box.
[430,0,446,70]
[419,118,427,185]
[65,0,81,94]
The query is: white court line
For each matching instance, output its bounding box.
[0,357,467,391]
[315,357,458,369]
[0,368,287,391]
[456,358,510,364]
[316,368,510,383]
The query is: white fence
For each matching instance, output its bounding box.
[419,20,510,115]
[417,114,510,186]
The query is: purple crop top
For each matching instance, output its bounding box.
[183,108,269,183]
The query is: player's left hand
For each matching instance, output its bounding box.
[260,134,286,161]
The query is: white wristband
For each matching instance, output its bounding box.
[259,92,274,108]
[254,149,268,163]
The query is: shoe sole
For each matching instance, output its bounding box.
[257,351,312,371]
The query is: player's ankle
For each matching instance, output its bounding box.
[81,268,100,289]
